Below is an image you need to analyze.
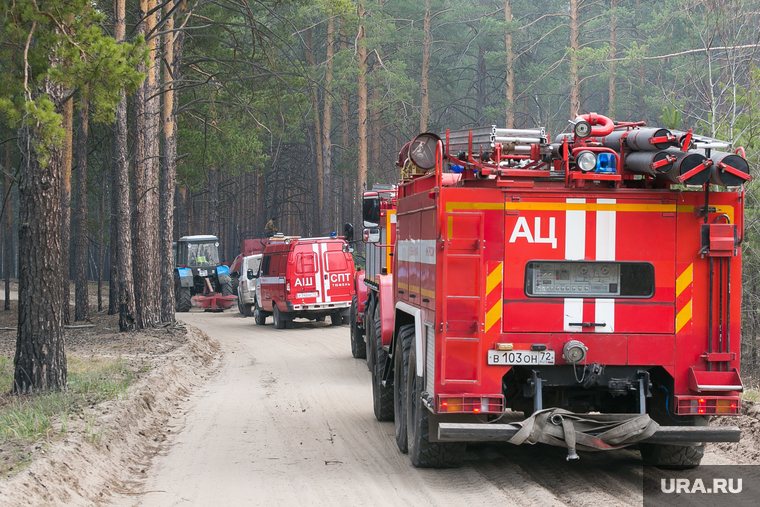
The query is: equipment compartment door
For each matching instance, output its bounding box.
[502,196,676,334]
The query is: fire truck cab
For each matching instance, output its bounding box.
[254,235,356,328]
[354,115,749,468]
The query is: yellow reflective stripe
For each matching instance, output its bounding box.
[446,202,504,212]
[503,202,676,212]
[676,264,693,297]
[485,303,501,333]
[676,300,692,333]
[486,263,502,295]
[397,282,409,290]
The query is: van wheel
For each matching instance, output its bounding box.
[394,324,414,453]
[253,303,267,325]
[242,304,253,317]
[330,311,343,326]
[316,316,325,322]
[273,305,285,329]
[407,344,466,468]
[372,304,394,421]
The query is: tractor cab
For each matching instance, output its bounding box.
[174,235,235,312]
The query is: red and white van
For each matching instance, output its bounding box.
[254,236,356,329]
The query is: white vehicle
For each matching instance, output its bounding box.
[237,254,262,317]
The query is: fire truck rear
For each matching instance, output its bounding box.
[352,113,750,468]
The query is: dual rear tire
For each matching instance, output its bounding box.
[272,305,292,329]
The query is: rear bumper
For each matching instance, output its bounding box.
[438,422,741,445]
[288,301,351,311]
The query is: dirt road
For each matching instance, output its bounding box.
[116,311,742,507]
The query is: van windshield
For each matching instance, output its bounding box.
[187,242,220,266]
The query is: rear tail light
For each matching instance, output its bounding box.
[286,282,290,293]
[676,395,740,415]
[437,394,504,414]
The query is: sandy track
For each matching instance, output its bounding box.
[111,311,755,507]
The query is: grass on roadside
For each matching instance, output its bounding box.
[0,356,134,444]
[742,388,760,403]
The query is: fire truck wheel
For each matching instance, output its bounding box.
[176,286,192,313]
[639,443,705,469]
[394,324,414,453]
[372,305,394,421]
[350,296,366,359]
[330,311,343,326]
[364,300,376,371]
[253,303,267,325]
[273,305,286,329]
[407,345,465,468]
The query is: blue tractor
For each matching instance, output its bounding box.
[173,235,234,312]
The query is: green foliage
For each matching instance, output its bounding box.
[0,0,146,162]
[660,105,683,130]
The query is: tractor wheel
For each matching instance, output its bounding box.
[253,302,267,325]
[221,281,234,297]
[394,324,414,453]
[330,311,343,326]
[372,303,394,422]
[407,344,466,468]
[350,296,366,359]
[273,305,285,329]
[177,286,192,313]
[364,299,375,371]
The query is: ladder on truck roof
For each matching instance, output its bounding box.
[444,125,549,156]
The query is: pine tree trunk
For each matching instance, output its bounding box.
[133,0,161,328]
[61,97,73,325]
[305,28,324,234]
[323,17,334,234]
[114,0,136,331]
[74,92,90,322]
[420,0,431,132]
[504,0,514,129]
[209,164,219,235]
[98,171,106,313]
[3,142,10,311]
[14,79,67,394]
[608,0,617,118]
[255,170,264,236]
[569,0,580,117]
[160,0,177,323]
[370,86,380,176]
[357,0,368,224]
[108,130,118,315]
[340,20,352,228]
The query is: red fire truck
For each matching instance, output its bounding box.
[351,114,750,468]
[255,235,355,328]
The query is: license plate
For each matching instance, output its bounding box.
[297,292,318,298]
[487,350,555,365]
